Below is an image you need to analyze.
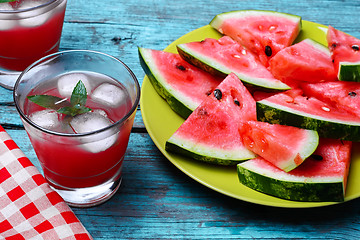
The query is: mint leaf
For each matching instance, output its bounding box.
[57,106,92,117]
[27,95,70,110]
[27,80,92,117]
[0,0,17,3]
[70,80,88,107]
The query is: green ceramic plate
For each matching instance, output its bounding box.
[140,21,360,208]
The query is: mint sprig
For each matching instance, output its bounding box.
[27,80,92,117]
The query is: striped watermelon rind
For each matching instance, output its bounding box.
[338,61,360,82]
[237,158,346,202]
[138,47,194,119]
[166,135,256,165]
[165,73,257,165]
[256,99,360,141]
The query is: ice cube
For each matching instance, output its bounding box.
[0,20,16,31]
[17,0,53,27]
[70,111,117,153]
[0,3,14,11]
[17,0,41,10]
[91,109,108,118]
[57,73,92,99]
[19,13,51,28]
[0,3,18,31]
[91,83,126,108]
[0,3,16,30]
[29,109,60,130]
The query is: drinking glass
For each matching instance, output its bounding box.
[0,0,67,89]
[14,50,140,207]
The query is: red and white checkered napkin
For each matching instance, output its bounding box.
[0,126,92,240]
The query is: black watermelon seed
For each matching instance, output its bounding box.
[214,89,222,100]
[348,91,357,97]
[265,45,272,57]
[331,43,338,49]
[352,45,360,51]
[311,154,323,161]
[176,64,186,71]
[234,99,240,106]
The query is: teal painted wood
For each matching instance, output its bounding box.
[6,129,360,239]
[61,0,360,89]
[2,0,360,239]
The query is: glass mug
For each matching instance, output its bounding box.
[14,50,140,207]
[0,0,67,89]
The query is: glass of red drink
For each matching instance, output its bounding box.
[13,50,140,207]
[0,0,67,89]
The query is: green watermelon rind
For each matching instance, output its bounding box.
[177,44,291,91]
[209,9,302,32]
[237,161,345,202]
[277,129,319,172]
[166,134,256,166]
[256,100,360,141]
[138,47,194,119]
[338,61,360,82]
[302,38,332,56]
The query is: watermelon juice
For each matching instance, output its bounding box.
[25,72,134,189]
[0,0,67,71]
[14,50,140,207]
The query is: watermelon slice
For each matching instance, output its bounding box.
[138,48,222,119]
[255,89,360,141]
[210,10,301,66]
[327,26,360,82]
[239,121,319,172]
[177,36,290,91]
[237,138,352,202]
[301,81,360,117]
[269,39,337,87]
[165,73,256,165]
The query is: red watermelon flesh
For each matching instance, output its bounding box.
[327,25,360,78]
[247,137,351,180]
[210,10,301,66]
[150,49,222,101]
[177,36,289,90]
[289,138,352,184]
[238,138,352,201]
[255,89,360,122]
[269,39,337,87]
[165,73,257,164]
[139,48,223,118]
[239,120,319,172]
[301,81,360,117]
[173,72,257,144]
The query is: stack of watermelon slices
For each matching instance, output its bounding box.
[139,10,360,202]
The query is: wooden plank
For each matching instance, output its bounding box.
[6,129,360,239]
[2,0,360,239]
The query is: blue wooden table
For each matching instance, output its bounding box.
[1,0,360,239]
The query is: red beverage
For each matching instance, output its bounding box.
[0,0,67,71]
[14,50,140,207]
[24,71,134,189]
